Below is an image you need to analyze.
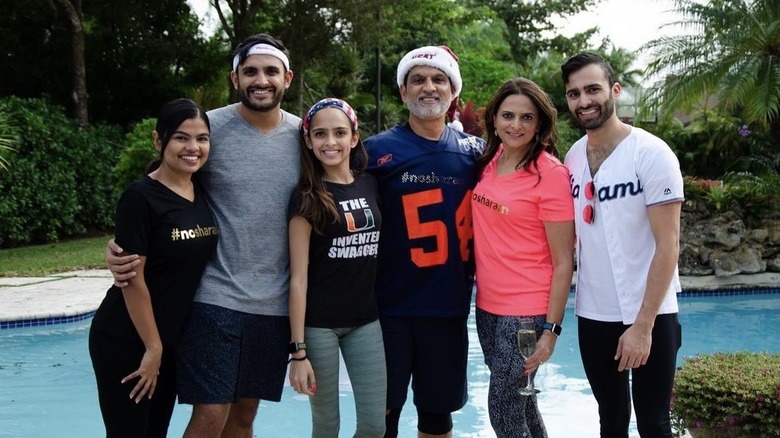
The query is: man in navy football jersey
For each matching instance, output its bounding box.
[365,45,484,438]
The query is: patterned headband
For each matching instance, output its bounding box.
[302,98,359,136]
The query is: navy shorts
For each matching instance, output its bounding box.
[380,315,468,413]
[177,302,290,404]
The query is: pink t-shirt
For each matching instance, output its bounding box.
[472,149,574,315]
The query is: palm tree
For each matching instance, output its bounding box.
[0,110,16,172]
[643,0,780,140]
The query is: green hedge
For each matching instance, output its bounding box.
[672,352,780,438]
[114,117,157,195]
[0,97,123,247]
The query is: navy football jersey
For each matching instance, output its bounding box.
[365,123,484,317]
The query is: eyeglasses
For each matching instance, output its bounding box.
[583,181,595,224]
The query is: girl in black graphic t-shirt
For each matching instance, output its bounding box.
[287,98,386,437]
[89,99,218,437]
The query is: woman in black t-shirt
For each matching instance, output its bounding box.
[287,98,386,437]
[89,99,218,437]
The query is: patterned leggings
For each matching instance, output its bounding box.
[476,308,548,438]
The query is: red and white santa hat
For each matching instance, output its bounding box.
[396,45,462,97]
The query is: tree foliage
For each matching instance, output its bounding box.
[467,0,600,65]
[208,0,277,48]
[0,0,222,127]
[449,19,518,107]
[644,0,780,140]
[83,0,223,125]
[0,1,72,111]
[2,0,626,130]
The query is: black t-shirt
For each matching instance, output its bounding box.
[91,176,218,348]
[288,173,382,328]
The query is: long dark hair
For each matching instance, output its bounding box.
[147,98,209,173]
[478,78,558,182]
[295,100,368,234]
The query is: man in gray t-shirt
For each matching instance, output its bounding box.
[107,33,300,437]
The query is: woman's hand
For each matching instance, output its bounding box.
[122,347,162,403]
[524,331,556,375]
[288,358,317,397]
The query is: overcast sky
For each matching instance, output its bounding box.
[560,0,683,49]
[555,0,686,69]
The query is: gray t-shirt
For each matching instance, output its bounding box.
[194,103,301,315]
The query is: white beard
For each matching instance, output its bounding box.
[407,98,451,120]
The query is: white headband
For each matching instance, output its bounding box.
[232,43,290,71]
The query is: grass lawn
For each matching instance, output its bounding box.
[0,234,111,277]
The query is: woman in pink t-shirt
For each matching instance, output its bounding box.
[472,78,575,438]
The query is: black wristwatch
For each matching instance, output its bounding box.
[288,341,307,353]
[542,322,562,337]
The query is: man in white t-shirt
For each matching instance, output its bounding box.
[561,52,684,438]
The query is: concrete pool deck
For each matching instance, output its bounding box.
[0,269,112,326]
[1,269,778,325]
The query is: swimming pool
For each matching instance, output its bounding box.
[1,291,778,437]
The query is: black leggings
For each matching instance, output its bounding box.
[89,327,177,438]
[384,407,452,437]
[578,314,681,438]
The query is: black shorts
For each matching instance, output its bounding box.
[177,302,290,404]
[380,315,469,413]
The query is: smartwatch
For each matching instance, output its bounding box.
[542,322,562,337]
[288,341,307,353]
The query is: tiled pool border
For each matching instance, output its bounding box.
[0,311,96,329]
[1,286,777,330]
[678,286,779,297]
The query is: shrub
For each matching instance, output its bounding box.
[683,176,722,202]
[720,171,780,220]
[640,108,776,180]
[72,123,124,230]
[114,117,157,194]
[682,173,780,221]
[0,96,123,247]
[671,351,780,438]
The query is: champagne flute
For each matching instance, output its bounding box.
[517,319,541,395]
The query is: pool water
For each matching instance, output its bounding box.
[1,292,778,437]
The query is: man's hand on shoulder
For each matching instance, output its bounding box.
[106,238,140,287]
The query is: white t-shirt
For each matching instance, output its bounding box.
[565,127,684,324]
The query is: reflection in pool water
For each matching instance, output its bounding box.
[1,292,778,437]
